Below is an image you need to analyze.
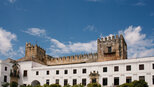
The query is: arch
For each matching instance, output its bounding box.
[31,80,40,86]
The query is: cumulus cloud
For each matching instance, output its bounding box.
[0,27,25,59]
[24,28,46,36]
[0,27,17,55]
[49,38,97,57]
[119,26,154,58]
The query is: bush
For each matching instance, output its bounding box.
[63,84,71,87]
[72,84,84,87]
[118,80,148,87]
[43,84,50,87]
[50,84,61,87]
[10,82,18,87]
[132,80,148,87]
[20,85,26,87]
[2,83,9,87]
[87,83,101,87]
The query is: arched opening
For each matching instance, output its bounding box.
[31,80,40,86]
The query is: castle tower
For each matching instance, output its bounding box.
[25,42,46,62]
[97,34,127,62]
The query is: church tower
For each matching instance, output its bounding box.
[97,34,127,62]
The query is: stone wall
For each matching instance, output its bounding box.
[20,34,127,65]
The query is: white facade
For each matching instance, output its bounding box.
[16,56,154,87]
[0,60,12,86]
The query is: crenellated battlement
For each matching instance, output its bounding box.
[97,34,125,43]
[46,53,98,65]
[18,34,127,65]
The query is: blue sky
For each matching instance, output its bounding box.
[0,0,154,60]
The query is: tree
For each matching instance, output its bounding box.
[2,82,9,87]
[87,83,101,87]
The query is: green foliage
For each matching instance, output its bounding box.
[20,85,26,87]
[50,84,61,87]
[26,85,32,87]
[132,80,148,87]
[72,84,84,87]
[118,80,148,87]
[87,83,101,87]
[63,84,71,87]
[118,83,133,87]
[10,82,18,87]
[2,82,9,87]
[43,84,50,87]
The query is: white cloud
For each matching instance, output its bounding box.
[83,25,97,32]
[24,28,46,36]
[49,38,97,56]
[8,0,16,3]
[119,26,154,58]
[0,27,17,55]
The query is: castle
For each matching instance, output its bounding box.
[17,34,127,65]
[0,34,154,87]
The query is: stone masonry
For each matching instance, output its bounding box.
[17,34,127,65]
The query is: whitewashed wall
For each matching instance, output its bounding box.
[18,57,154,87]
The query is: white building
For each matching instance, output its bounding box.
[0,59,12,86]
[15,56,154,87]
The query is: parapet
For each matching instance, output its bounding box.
[97,34,125,44]
[46,53,98,65]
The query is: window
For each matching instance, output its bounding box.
[56,79,59,84]
[108,47,112,53]
[92,78,96,83]
[153,64,154,69]
[46,79,50,85]
[102,78,107,86]
[36,71,39,75]
[64,79,68,86]
[103,67,107,72]
[139,76,145,81]
[152,75,154,85]
[114,77,119,85]
[5,67,7,71]
[23,70,27,77]
[64,70,68,74]
[82,69,86,74]
[114,66,119,72]
[82,79,86,86]
[139,64,144,70]
[126,65,131,71]
[4,76,7,82]
[47,71,49,75]
[73,69,77,74]
[73,79,77,85]
[56,70,59,75]
[126,77,132,83]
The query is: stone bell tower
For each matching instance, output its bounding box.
[97,34,127,62]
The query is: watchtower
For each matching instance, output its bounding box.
[97,34,127,62]
[25,42,46,62]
